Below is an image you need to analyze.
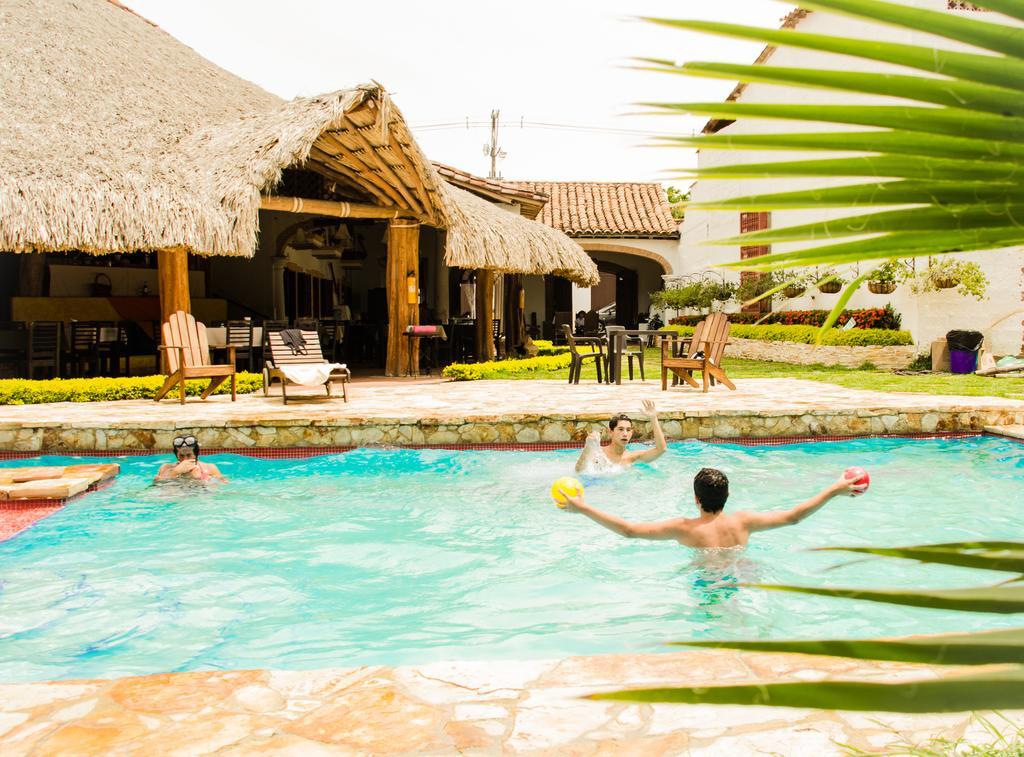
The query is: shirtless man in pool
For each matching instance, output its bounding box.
[575,399,667,472]
[564,467,866,548]
[153,435,227,483]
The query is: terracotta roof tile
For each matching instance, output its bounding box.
[508,181,680,239]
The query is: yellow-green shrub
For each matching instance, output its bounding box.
[661,324,913,347]
[0,373,264,405]
[532,339,569,356]
[442,354,572,381]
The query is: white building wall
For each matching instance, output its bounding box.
[676,0,1024,354]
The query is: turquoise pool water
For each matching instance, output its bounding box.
[1,436,1022,683]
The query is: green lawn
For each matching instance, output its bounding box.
[484,350,1024,400]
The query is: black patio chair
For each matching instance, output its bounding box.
[96,322,130,376]
[0,324,28,378]
[562,325,605,384]
[605,325,645,381]
[552,311,571,344]
[226,319,255,372]
[66,321,101,377]
[27,321,61,379]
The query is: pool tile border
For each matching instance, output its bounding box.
[0,430,990,459]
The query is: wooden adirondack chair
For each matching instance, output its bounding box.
[263,329,350,404]
[154,311,236,404]
[660,312,736,393]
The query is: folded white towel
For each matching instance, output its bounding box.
[279,363,347,387]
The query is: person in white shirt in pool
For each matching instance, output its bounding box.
[575,399,667,472]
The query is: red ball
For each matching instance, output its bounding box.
[844,466,870,494]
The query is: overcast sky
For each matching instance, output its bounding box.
[125,0,795,184]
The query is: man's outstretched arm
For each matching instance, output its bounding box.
[740,474,866,533]
[564,494,684,540]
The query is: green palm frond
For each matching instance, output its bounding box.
[643,0,1024,331]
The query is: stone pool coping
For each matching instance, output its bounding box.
[0,378,1021,451]
[1,650,1019,755]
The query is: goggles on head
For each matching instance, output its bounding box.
[172,435,198,449]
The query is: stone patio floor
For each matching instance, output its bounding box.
[2,650,1017,755]
[0,377,1021,451]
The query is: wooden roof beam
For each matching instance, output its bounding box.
[260,195,427,223]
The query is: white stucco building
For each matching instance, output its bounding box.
[676,1,1024,354]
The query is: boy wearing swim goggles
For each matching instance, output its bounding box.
[153,435,226,483]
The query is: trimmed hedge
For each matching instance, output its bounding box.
[531,340,569,357]
[669,305,902,331]
[662,324,913,347]
[0,373,264,405]
[443,353,572,381]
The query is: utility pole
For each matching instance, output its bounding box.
[483,109,506,178]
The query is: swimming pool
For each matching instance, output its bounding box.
[1,436,1022,683]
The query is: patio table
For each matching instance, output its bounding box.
[605,329,659,385]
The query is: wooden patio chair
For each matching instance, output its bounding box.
[562,325,605,384]
[263,329,350,404]
[154,311,236,405]
[660,312,736,393]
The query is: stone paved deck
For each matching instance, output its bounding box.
[0,651,1016,755]
[0,378,1022,451]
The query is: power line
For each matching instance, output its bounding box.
[410,118,676,137]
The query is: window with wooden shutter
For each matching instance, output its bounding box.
[739,211,772,314]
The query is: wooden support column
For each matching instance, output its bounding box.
[385,220,420,376]
[17,253,46,297]
[475,269,495,362]
[157,247,191,325]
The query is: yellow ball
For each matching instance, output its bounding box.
[550,477,583,509]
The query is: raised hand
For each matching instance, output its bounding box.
[834,474,868,497]
[641,399,657,416]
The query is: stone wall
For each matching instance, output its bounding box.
[725,337,918,370]
[2,406,1021,452]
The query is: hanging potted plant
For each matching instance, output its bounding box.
[866,260,909,295]
[909,258,989,300]
[780,270,808,298]
[816,268,846,294]
[735,271,783,307]
[705,279,736,305]
[931,257,960,289]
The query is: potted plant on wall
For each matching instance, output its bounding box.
[909,258,989,300]
[815,268,846,294]
[866,260,909,294]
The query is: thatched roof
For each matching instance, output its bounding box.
[443,184,599,286]
[1,0,597,285]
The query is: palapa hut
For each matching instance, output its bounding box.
[0,0,596,376]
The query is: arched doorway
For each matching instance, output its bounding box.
[592,261,639,327]
[583,243,673,329]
